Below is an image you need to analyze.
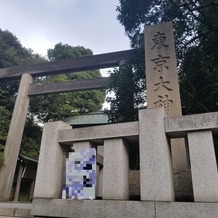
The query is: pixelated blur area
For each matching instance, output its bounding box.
[63,148,96,200]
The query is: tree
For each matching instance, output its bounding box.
[21,117,42,159]
[106,0,218,123]
[105,58,145,122]
[179,0,218,114]
[0,34,106,160]
[30,43,105,123]
[0,29,45,160]
[0,107,10,161]
[0,32,105,160]
[117,0,218,57]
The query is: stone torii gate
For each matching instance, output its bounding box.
[0,49,138,201]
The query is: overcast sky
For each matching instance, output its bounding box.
[0,0,130,108]
[0,0,130,58]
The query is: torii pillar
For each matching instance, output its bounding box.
[0,74,33,201]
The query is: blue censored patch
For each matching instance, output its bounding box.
[63,148,96,200]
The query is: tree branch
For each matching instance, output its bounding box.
[185,26,218,45]
[169,0,218,12]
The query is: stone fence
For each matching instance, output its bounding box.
[32,107,218,218]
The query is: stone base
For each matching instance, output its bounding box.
[32,199,154,218]
[32,198,218,218]
[0,202,32,217]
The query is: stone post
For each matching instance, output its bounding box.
[188,130,218,202]
[0,74,33,201]
[139,108,174,201]
[144,22,190,199]
[102,138,129,200]
[33,121,71,199]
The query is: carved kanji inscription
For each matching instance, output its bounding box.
[151,31,169,50]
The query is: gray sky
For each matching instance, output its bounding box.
[0,0,129,108]
[0,0,130,57]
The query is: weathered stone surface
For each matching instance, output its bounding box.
[144,22,189,200]
[32,199,155,218]
[59,121,138,145]
[32,199,218,218]
[102,138,129,200]
[0,202,32,217]
[139,108,174,201]
[165,111,218,138]
[156,202,218,218]
[188,130,218,202]
[0,208,14,216]
[171,139,193,201]
[129,170,140,197]
[171,138,188,169]
[97,146,104,157]
[15,208,31,217]
[73,141,93,151]
[144,22,181,116]
[96,165,103,198]
[165,111,218,201]
[34,121,71,199]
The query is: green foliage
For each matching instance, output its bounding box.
[0,33,105,161]
[179,0,218,114]
[20,118,42,159]
[47,43,93,60]
[0,29,30,67]
[30,43,105,123]
[105,60,145,122]
[0,29,45,160]
[117,0,194,57]
[109,0,218,123]
[180,44,218,114]
[0,29,45,68]
[0,106,10,162]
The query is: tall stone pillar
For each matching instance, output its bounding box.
[144,22,191,200]
[145,22,182,116]
[0,74,33,201]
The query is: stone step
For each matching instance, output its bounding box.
[0,203,32,218]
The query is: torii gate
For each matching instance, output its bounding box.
[0,49,139,201]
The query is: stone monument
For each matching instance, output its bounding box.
[144,22,192,200]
